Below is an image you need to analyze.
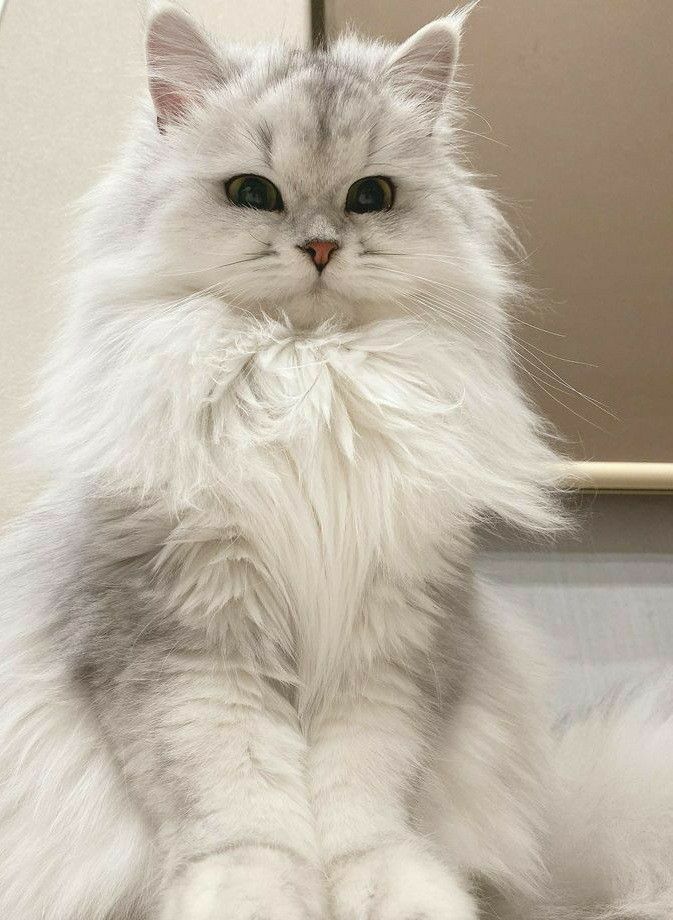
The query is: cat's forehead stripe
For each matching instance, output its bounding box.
[314,76,378,155]
[257,51,378,153]
[257,119,273,169]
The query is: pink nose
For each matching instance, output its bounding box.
[300,239,339,271]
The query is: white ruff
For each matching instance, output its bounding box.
[35,307,558,707]
[159,315,478,704]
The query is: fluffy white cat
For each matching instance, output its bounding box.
[0,5,671,920]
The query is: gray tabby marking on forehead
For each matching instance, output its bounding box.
[256,118,273,168]
[258,53,382,149]
[308,68,376,145]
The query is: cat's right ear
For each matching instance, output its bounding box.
[146,5,228,133]
[386,6,475,117]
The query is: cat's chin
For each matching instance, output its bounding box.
[261,289,409,332]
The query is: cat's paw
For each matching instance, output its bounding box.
[160,845,325,920]
[329,842,477,920]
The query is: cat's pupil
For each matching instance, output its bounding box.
[345,176,393,214]
[355,180,383,211]
[226,174,282,212]
[238,178,268,209]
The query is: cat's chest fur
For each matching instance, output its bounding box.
[163,320,471,692]
[211,321,468,572]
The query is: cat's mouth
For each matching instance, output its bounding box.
[311,274,328,292]
[298,268,339,301]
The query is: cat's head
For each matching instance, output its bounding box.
[86,3,510,331]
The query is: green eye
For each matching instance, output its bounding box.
[225,174,283,211]
[345,176,394,214]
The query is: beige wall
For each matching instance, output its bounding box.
[326,0,673,466]
[0,0,309,525]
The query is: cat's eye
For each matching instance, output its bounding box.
[225,174,283,212]
[345,176,394,214]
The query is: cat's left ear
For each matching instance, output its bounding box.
[387,8,471,115]
[146,5,230,132]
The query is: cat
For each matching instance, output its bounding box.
[1,4,671,920]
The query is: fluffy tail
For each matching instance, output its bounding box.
[536,678,673,920]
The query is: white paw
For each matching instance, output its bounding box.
[160,845,325,920]
[329,842,477,920]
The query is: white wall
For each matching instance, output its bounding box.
[0,0,309,526]
[477,494,673,711]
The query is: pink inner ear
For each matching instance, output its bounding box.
[151,80,188,128]
[146,9,226,130]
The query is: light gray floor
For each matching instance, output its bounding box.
[476,494,673,713]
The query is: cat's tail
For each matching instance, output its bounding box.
[537,677,673,920]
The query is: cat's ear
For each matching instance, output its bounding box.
[146,5,229,131]
[387,8,472,115]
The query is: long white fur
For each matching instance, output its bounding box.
[0,6,672,920]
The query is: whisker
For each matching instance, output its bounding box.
[149,252,279,278]
[364,261,611,422]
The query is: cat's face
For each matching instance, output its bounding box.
[134,8,505,329]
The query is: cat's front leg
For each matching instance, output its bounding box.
[108,651,324,920]
[309,662,477,920]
